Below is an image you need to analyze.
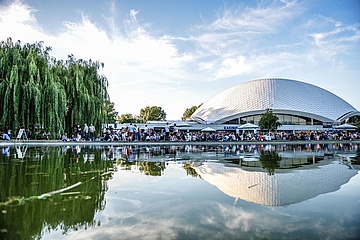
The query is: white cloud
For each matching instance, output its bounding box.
[0,0,359,118]
[215,55,253,78]
[208,0,303,32]
[0,0,195,119]
[0,0,43,43]
[130,9,139,21]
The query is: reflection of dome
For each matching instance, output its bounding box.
[191,78,359,124]
[193,162,357,206]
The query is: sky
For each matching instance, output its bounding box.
[0,0,359,120]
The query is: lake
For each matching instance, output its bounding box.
[0,143,359,239]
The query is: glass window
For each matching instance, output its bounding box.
[276,114,283,123]
[283,115,291,125]
[299,117,306,125]
[224,119,239,124]
[313,119,322,125]
[291,116,299,125]
[254,115,261,124]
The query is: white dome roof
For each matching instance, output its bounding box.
[191,78,358,123]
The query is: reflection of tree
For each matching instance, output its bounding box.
[353,149,360,165]
[139,162,166,176]
[0,146,114,240]
[116,159,133,170]
[116,160,166,176]
[183,162,198,178]
[259,150,282,175]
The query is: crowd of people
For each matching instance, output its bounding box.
[60,122,360,142]
[62,123,96,141]
[2,122,358,142]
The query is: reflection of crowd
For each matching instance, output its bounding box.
[3,140,359,164]
[97,143,360,162]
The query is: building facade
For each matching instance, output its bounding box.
[190,78,360,132]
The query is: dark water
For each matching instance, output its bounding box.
[0,143,359,240]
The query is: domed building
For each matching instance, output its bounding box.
[191,78,360,131]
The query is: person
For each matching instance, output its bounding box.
[165,122,170,141]
[83,123,89,141]
[134,124,139,141]
[73,124,78,138]
[89,124,95,141]
[143,125,149,141]
[76,125,82,141]
[1,132,10,141]
[128,123,135,141]
[173,124,179,135]
[61,133,69,141]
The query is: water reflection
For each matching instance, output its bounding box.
[193,156,358,206]
[0,143,359,239]
[0,146,114,240]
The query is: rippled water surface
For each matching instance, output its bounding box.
[1,143,359,239]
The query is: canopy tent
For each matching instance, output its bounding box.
[335,123,357,130]
[170,121,191,127]
[237,123,260,131]
[201,127,217,132]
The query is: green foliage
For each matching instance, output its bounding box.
[140,106,166,122]
[259,150,282,175]
[183,162,199,177]
[182,104,201,121]
[0,38,110,138]
[103,100,118,124]
[0,146,113,239]
[139,161,166,176]
[258,108,282,133]
[117,113,142,123]
[352,118,360,132]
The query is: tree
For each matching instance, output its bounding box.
[103,100,118,124]
[352,117,360,131]
[0,38,110,138]
[117,113,142,123]
[258,108,282,133]
[63,54,109,135]
[140,106,166,122]
[181,104,202,121]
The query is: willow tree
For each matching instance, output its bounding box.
[63,55,108,136]
[0,38,109,139]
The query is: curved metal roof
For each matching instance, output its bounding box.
[191,78,358,123]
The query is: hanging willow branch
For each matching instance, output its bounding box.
[0,38,110,139]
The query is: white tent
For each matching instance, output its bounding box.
[335,123,357,130]
[170,121,191,127]
[201,127,216,132]
[237,123,260,130]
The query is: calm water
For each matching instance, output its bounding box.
[0,143,359,240]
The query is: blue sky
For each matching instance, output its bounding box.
[1,0,359,120]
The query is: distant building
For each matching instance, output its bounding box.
[190,78,360,132]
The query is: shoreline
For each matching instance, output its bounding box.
[1,139,360,147]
